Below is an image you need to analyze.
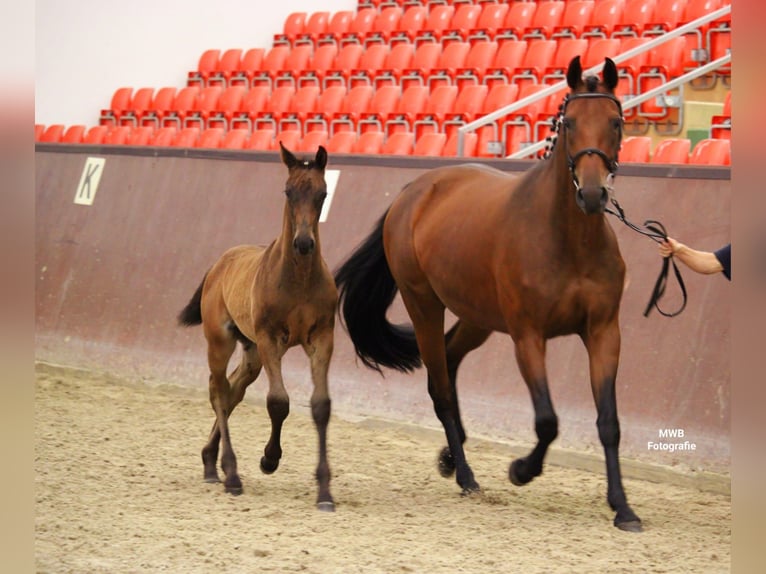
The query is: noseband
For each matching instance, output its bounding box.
[559,92,623,189]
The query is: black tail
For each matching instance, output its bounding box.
[333,211,422,374]
[177,274,206,327]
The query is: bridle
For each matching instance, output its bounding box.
[558,92,623,191]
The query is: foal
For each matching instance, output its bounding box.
[179,143,337,511]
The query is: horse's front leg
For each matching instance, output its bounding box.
[584,320,642,532]
[303,324,335,511]
[509,334,559,486]
[255,336,290,476]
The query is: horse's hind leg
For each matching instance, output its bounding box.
[584,321,641,532]
[303,325,335,511]
[508,333,559,487]
[435,320,491,478]
[201,343,262,484]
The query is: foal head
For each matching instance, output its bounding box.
[558,56,623,215]
[279,142,329,256]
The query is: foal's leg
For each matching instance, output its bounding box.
[435,320,492,478]
[401,291,480,493]
[254,336,290,476]
[508,333,559,486]
[202,344,262,483]
[584,321,642,532]
[303,325,335,511]
[204,335,246,494]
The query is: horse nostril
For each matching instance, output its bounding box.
[293,236,315,255]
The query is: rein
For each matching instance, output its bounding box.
[605,197,688,318]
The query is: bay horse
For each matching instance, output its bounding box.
[178,143,337,511]
[334,57,641,531]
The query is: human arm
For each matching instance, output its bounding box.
[658,237,724,275]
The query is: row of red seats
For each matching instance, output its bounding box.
[621,135,730,165]
[265,0,730,53]
[33,123,480,157]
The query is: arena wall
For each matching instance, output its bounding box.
[35,146,730,473]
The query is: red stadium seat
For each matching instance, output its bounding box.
[642,0,688,37]
[443,84,489,136]
[383,85,429,135]
[221,128,250,149]
[326,130,358,153]
[150,126,177,147]
[118,87,154,127]
[400,42,443,89]
[619,135,652,162]
[358,84,401,133]
[83,125,110,144]
[454,40,498,87]
[304,85,348,133]
[196,127,225,148]
[616,36,651,96]
[273,12,307,47]
[330,84,375,134]
[187,49,221,88]
[709,91,731,139]
[323,43,365,89]
[99,87,133,126]
[160,86,200,130]
[427,41,471,89]
[208,49,244,88]
[582,0,626,39]
[62,125,86,144]
[35,124,45,141]
[637,36,686,123]
[511,40,557,85]
[279,84,321,133]
[582,38,622,70]
[381,130,415,155]
[247,128,276,151]
[413,5,455,46]
[349,43,390,87]
[440,4,482,44]
[389,6,428,46]
[273,128,302,151]
[127,125,155,146]
[299,129,330,153]
[363,6,404,46]
[523,1,566,40]
[251,45,291,89]
[104,125,132,145]
[612,0,657,38]
[207,85,247,130]
[542,38,589,84]
[374,42,415,88]
[229,48,265,87]
[274,44,314,88]
[552,1,597,39]
[40,124,65,143]
[443,130,478,157]
[466,2,510,43]
[651,137,690,164]
[689,138,730,165]
[317,10,355,47]
[496,1,537,42]
[501,83,549,149]
[413,132,447,156]
[483,40,528,86]
[230,85,271,131]
[172,126,201,148]
[338,8,378,47]
[183,85,223,130]
[353,130,385,154]
[294,11,330,48]
[298,43,339,88]
[413,84,459,138]
[252,85,296,132]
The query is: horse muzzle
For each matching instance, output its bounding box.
[575,184,609,215]
[293,234,316,255]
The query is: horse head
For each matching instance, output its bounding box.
[279,142,329,256]
[562,56,623,215]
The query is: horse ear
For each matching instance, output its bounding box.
[566,55,583,90]
[315,145,328,171]
[279,141,298,169]
[602,57,619,92]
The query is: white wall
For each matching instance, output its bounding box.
[35,0,356,127]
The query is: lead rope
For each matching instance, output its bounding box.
[605,197,688,318]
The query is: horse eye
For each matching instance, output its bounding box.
[562,118,573,130]
[612,118,622,131]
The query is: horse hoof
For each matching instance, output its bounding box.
[225,485,243,496]
[204,476,221,484]
[460,484,481,497]
[316,501,336,512]
[615,520,643,533]
[508,459,531,486]
[437,447,455,478]
[260,456,279,474]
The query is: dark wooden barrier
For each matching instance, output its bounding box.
[35,145,730,472]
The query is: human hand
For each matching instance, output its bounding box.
[659,237,680,258]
